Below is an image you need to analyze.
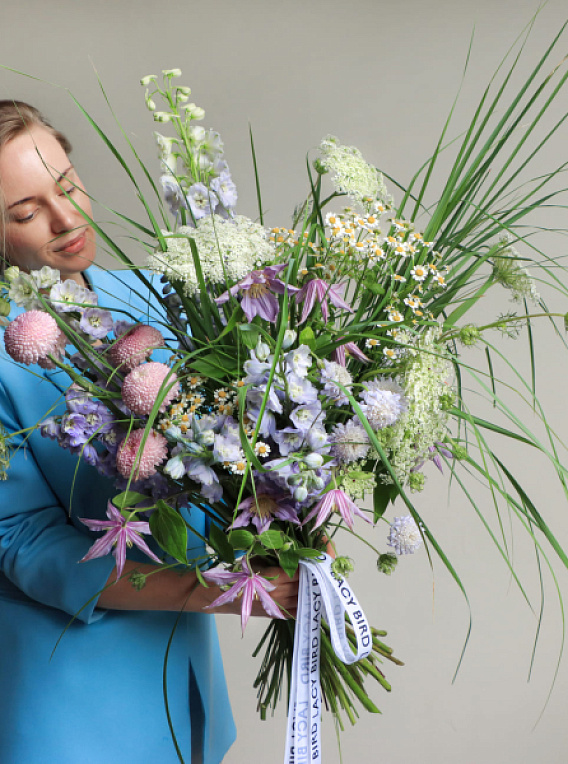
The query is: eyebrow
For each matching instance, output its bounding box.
[7,165,75,210]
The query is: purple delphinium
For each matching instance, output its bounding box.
[210,170,238,212]
[186,182,218,221]
[215,264,299,324]
[80,501,162,579]
[79,308,114,340]
[295,278,353,324]
[202,558,286,634]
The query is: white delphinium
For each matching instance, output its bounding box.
[320,360,353,405]
[387,515,423,555]
[148,215,276,296]
[7,271,43,310]
[31,266,60,290]
[331,419,370,464]
[319,135,393,208]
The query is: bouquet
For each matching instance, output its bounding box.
[3,25,568,762]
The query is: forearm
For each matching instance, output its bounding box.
[97,561,204,612]
[97,560,298,617]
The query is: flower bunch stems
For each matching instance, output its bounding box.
[252,618,401,726]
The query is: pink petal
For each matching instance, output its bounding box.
[80,527,121,564]
[256,582,287,620]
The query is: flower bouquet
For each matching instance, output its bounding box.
[3,23,568,762]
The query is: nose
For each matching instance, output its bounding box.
[49,195,78,234]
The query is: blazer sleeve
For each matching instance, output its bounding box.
[0,372,115,624]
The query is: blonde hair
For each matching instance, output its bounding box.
[0,101,72,270]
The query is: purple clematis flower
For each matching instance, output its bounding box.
[332,340,371,366]
[79,501,162,579]
[202,558,286,633]
[303,487,371,532]
[231,482,300,534]
[215,264,299,323]
[295,278,353,324]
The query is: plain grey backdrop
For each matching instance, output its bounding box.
[2,2,568,762]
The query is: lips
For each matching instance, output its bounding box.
[55,231,88,254]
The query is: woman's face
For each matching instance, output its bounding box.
[0,125,95,284]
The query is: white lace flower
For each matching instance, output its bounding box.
[319,135,392,207]
[148,215,275,295]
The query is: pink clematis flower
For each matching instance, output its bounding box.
[295,278,353,324]
[80,501,162,580]
[202,558,286,633]
[215,264,299,323]
[302,487,372,532]
[332,339,371,366]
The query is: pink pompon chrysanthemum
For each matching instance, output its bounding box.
[116,428,168,480]
[108,324,164,371]
[80,501,162,579]
[4,310,66,367]
[121,362,179,416]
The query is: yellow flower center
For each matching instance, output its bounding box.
[248,283,268,298]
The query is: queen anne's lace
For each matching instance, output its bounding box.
[148,215,275,295]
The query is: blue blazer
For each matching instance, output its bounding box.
[0,267,235,764]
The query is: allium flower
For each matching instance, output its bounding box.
[303,487,371,531]
[215,264,298,324]
[359,377,408,430]
[116,429,168,480]
[232,482,300,534]
[296,278,353,324]
[387,515,423,555]
[80,501,162,579]
[4,310,66,367]
[202,558,286,634]
[331,419,370,463]
[121,362,179,416]
[108,324,165,371]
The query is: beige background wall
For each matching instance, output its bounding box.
[2,2,568,762]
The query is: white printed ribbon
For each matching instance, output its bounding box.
[284,553,372,764]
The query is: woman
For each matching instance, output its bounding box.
[0,101,298,763]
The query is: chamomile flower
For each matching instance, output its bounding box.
[410,265,428,282]
[255,441,271,458]
[387,310,404,323]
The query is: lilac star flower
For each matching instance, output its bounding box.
[80,501,162,580]
[215,264,299,324]
[202,558,286,633]
[303,487,371,531]
[295,278,353,324]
